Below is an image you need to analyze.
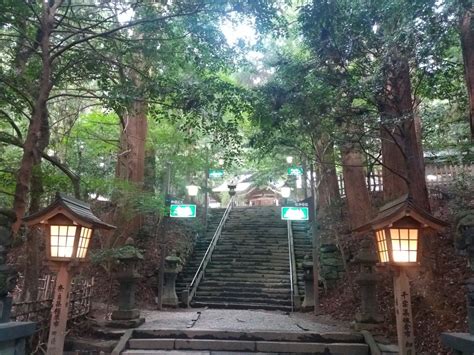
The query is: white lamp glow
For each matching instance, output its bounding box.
[186,183,199,197]
[281,185,291,198]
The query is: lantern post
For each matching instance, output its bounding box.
[227,181,237,206]
[23,193,115,355]
[281,182,291,206]
[354,195,447,355]
[186,181,199,204]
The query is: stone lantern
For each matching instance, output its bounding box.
[353,239,382,328]
[109,237,145,328]
[227,181,237,197]
[162,255,181,307]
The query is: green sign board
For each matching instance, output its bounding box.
[287,167,303,176]
[281,207,309,221]
[209,169,224,178]
[170,204,196,218]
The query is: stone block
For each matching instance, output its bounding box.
[175,339,256,352]
[0,322,36,342]
[0,322,35,355]
[64,337,117,352]
[321,258,343,266]
[129,338,175,350]
[256,341,368,354]
[321,244,338,253]
[111,309,140,320]
[106,317,145,329]
[441,332,474,355]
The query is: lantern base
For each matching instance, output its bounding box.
[106,314,145,329]
[111,309,140,320]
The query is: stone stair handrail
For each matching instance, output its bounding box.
[287,220,300,311]
[184,197,234,306]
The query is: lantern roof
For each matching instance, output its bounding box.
[23,192,116,230]
[354,194,448,233]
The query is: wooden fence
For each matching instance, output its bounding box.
[11,276,94,354]
[337,164,473,198]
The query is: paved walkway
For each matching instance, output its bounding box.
[138,308,350,333]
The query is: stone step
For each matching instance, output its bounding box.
[205,263,289,270]
[198,280,290,288]
[198,279,290,286]
[204,269,290,276]
[190,300,293,312]
[196,285,290,294]
[193,295,292,305]
[194,291,290,299]
[185,259,289,266]
[201,272,290,280]
[132,329,365,344]
[125,339,368,354]
[210,253,288,259]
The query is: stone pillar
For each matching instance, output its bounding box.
[109,238,144,328]
[353,239,382,329]
[302,257,314,311]
[162,256,180,307]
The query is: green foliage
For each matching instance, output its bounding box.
[0,0,471,218]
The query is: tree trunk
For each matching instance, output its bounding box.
[459,3,474,139]
[21,164,43,302]
[379,124,409,202]
[144,147,156,192]
[11,3,55,233]
[316,139,340,210]
[310,163,320,314]
[116,99,148,185]
[341,139,372,229]
[377,50,430,210]
[302,159,308,200]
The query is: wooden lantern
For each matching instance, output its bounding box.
[355,195,448,266]
[23,193,115,262]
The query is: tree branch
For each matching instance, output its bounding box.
[51,5,205,62]
[0,109,23,140]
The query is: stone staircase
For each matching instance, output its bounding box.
[118,329,369,354]
[176,208,226,301]
[191,206,292,311]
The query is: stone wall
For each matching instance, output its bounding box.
[319,243,345,288]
